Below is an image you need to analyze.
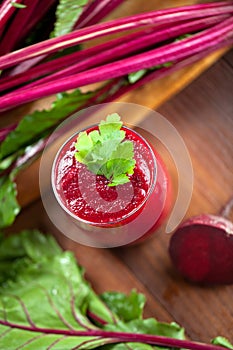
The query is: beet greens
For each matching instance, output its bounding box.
[0,230,232,349]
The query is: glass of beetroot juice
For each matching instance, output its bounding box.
[51,113,171,247]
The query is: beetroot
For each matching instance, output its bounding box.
[169,214,233,285]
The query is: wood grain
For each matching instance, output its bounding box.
[115,53,233,341]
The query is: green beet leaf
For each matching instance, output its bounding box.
[128,69,147,84]
[128,62,173,84]
[101,290,146,322]
[0,176,20,229]
[1,230,231,350]
[0,89,93,161]
[53,0,89,37]
[100,343,155,349]
[0,231,117,349]
[212,337,233,349]
[0,153,20,172]
[0,89,93,229]
[0,229,61,261]
[102,318,185,350]
[0,231,182,349]
[11,2,27,9]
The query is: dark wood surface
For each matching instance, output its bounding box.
[9,50,233,344]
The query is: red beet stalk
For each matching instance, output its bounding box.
[4,14,225,93]
[74,0,125,29]
[0,319,227,350]
[104,38,233,103]
[0,28,146,92]
[1,37,231,152]
[4,0,122,77]
[0,16,232,111]
[0,0,41,55]
[19,0,57,44]
[0,0,24,35]
[0,2,232,70]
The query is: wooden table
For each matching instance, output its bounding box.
[8,48,233,344]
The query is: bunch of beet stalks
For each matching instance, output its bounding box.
[0,0,233,114]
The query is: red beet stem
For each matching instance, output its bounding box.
[0,17,232,111]
[104,39,233,102]
[0,0,24,35]
[0,124,17,142]
[74,0,125,29]
[7,14,225,93]
[0,0,41,55]
[0,28,153,92]
[19,0,57,43]
[0,319,227,350]
[0,2,232,70]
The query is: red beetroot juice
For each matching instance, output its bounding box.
[52,126,171,244]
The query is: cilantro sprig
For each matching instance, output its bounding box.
[74,114,136,186]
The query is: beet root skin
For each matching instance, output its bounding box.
[169,214,233,285]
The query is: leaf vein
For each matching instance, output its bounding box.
[15,334,46,350]
[71,336,102,350]
[3,294,36,327]
[47,335,68,350]
[69,281,93,330]
[0,327,11,339]
[0,299,7,322]
[38,284,75,330]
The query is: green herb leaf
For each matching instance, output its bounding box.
[0,176,20,229]
[53,0,89,37]
[11,2,27,9]
[0,89,93,161]
[75,114,136,186]
[99,113,123,136]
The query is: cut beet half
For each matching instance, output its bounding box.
[169,214,233,285]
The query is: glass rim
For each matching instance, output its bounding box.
[51,124,157,227]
